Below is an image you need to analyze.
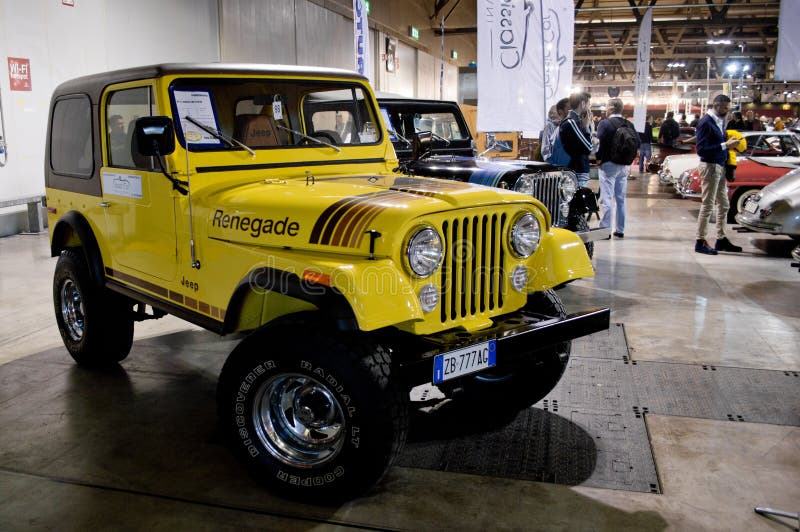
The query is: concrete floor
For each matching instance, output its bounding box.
[1,174,798,531]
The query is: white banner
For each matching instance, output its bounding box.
[633,7,652,133]
[542,0,574,113]
[775,0,800,80]
[477,0,544,133]
[352,0,372,83]
[478,0,573,134]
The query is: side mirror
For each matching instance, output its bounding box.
[412,131,433,160]
[135,116,175,156]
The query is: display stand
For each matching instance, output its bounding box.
[754,506,799,528]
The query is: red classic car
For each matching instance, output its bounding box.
[647,127,696,173]
[675,157,800,222]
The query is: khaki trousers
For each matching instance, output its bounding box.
[696,162,729,241]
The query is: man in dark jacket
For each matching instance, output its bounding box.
[559,91,593,187]
[728,111,745,130]
[658,112,680,146]
[596,98,636,238]
[694,94,744,255]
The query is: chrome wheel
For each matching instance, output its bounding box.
[60,278,85,341]
[252,373,346,468]
[736,188,761,216]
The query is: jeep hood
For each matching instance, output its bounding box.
[203,174,535,255]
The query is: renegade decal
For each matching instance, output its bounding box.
[211,210,300,237]
[102,171,143,199]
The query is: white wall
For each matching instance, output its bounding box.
[0,0,219,203]
[0,0,461,208]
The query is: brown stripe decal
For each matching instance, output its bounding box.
[106,267,168,297]
[317,191,397,246]
[332,191,408,247]
[105,268,222,323]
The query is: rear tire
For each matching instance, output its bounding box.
[217,320,408,503]
[451,290,571,417]
[53,249,134,367]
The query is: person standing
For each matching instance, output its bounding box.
[638,115,654,174]
[744,110,762,131]
[540,98,569,162]
[658,112,681,146]
[596,98,639,238]
[559,92,593,188]
[694,94,744,255]
[728,111,745,130]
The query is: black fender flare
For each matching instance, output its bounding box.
[224,266,358,334]
[50,211,105,287]
[568,187,599,217]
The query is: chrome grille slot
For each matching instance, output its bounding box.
[529,173,562,225]
[440,213,506,323]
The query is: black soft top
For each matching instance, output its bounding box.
[53,63,367,101]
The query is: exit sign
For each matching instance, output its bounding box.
[408,26,419,40]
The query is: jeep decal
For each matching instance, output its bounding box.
[212,209,300,237]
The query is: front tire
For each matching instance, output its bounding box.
[217,321,408,502]
[452,290,571,416]
[53,249,134,367]
[729,187,761,223]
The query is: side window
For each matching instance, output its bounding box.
[106,87,155,170]
[51,95,93,177]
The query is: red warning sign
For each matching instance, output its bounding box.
[8,57,32,91]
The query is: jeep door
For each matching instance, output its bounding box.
[100,84,177,281]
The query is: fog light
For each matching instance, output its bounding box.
[511,265,528,292]
[560,202,570,218]
[418,284,439,313]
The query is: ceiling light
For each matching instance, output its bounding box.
[707,39,732,45]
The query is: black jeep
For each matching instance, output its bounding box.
[377,97,609,257]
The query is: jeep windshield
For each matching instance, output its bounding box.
[376,99,473,160]
[168,78,381,152]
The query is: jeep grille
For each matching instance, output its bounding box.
[530,173,564,226]
[440,213,507,323]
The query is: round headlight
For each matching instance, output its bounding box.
[406,227,443,278]
[559,174,577,201]
[514,175,535,195]
[510,213,540,258]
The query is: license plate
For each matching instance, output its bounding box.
[744,198,759,214]
[432,340,496,384]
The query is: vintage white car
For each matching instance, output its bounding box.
[659,130,800,185]
[735,167,800,240]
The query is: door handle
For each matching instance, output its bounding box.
[100,202,110,208]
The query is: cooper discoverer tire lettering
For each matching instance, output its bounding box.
[217,319,408,502]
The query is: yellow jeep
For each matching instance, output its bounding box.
[45,64,609,502]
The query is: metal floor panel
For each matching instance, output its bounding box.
[400,324,662,493]
[401,323,800,493]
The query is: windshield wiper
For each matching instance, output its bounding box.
[276,125,341,152]
[387,128,412,146]
[184,116,255,157]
